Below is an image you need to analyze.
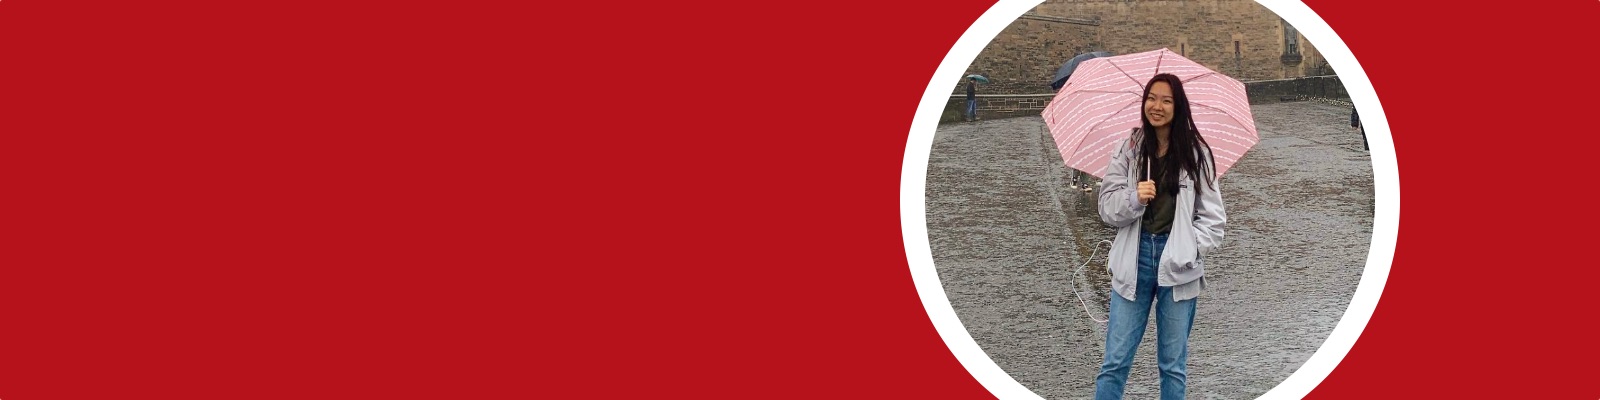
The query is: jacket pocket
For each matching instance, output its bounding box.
[1165,178,1200,271]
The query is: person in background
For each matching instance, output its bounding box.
[1351,107,1368,150]
[965,77,978,122]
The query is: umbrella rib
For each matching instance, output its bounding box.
[1190,102,1253,137]
[1064,101,1140,174]
[1180,71,1215,84]
[1105,58,1146,89]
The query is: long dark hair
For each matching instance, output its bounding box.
[1134,73,1215,192]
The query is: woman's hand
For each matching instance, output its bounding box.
[1137,180,1156,205]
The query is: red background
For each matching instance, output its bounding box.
[0,1,1594,398]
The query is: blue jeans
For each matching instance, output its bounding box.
[1094,232,1197,400]
[965,98,976,120]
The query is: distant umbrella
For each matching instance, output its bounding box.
[1049,51,1112,91]
[965,74,989,83]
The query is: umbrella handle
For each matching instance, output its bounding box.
[1145,156,1151,182]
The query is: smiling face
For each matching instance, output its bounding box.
[1144,81,1175,130]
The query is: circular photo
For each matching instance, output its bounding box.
[924,1,1373,398]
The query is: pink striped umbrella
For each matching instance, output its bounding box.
[1041,48,1257,179]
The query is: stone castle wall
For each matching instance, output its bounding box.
[958,0,1331,95]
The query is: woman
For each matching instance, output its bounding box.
[1093,73,1226,400]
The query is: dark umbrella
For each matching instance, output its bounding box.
[1049,51,1112,91]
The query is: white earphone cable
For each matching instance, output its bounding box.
[1071,239,1115,329]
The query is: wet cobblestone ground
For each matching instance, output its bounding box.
[925,101,1373,399]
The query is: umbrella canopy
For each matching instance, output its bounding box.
[1041,48,1257,179]
[1049,51,1112,91]
[965,74,989,83]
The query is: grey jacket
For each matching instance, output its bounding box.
[1097,133,1227,302]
